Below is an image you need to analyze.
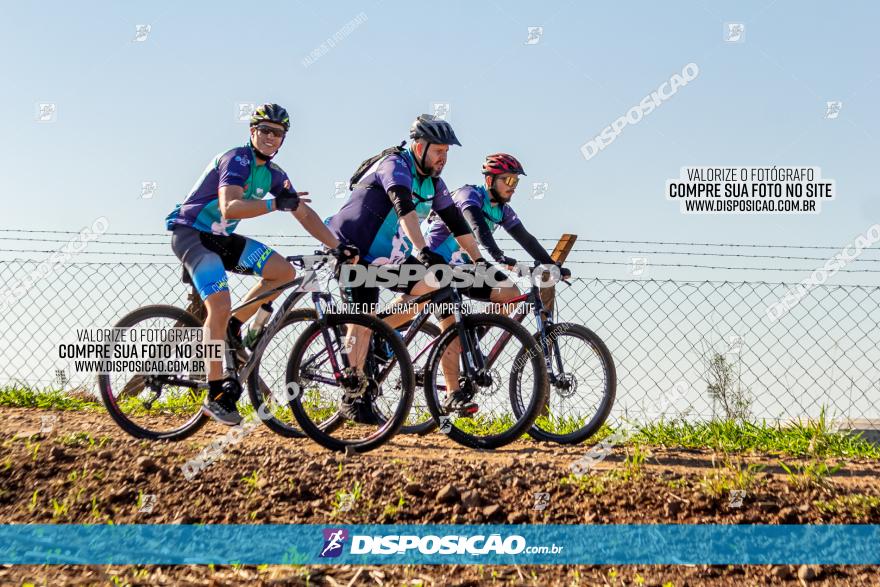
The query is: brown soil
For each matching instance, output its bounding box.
[1,407,878,586]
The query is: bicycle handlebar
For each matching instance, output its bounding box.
[285,247,353,268]
[495,260,573,286]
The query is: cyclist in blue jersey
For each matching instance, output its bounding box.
[425,152,571,279]
[326,114,503,422]
[420,153,570,416]
[166,103,352,425]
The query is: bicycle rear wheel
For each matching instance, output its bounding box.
[97,305,208,441]
[287,313,414,453]
[512,323,616,444]
[373,320,440,435]
[422,313,548,449]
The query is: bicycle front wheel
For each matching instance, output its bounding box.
[287,313,415,453]
[513,323,616,444]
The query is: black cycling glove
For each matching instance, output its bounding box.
[334,244,359,262]
[417,248,446,268]
[273,189,301,212]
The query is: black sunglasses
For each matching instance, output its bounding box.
[254,125,286,138]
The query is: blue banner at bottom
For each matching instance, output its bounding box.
[1,524,878,565]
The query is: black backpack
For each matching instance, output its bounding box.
[348,141,406,190]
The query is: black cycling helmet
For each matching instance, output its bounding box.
[409,114,460,177]
[249,103,290,161]
[409,114,461,146]
[250,103,290,132]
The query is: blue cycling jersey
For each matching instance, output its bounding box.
[325,148,455,264]
[424,184,521,263]
[165,144,294,236]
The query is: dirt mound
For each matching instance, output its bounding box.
[2,407,878,585]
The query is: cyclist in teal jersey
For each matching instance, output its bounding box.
[165,104,353,425]
[326,115,506,421]
[424,153,571,282]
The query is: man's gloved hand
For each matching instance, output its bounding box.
[557,263,571,280]
[494,254,517,267]
[474,257,508,285]
[273,189,301,212]
[417,248,446,268]
[334,244,359,263]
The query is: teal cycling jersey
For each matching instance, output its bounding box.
[424,184,521,263]
[165,144,293,236]
[326,148,455,264]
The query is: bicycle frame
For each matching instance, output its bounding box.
[377,286,504,385]
[158,254,341,390]
[234,256,352,386]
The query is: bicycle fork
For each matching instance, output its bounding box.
[312,292,351,380]
[532,301,568,387]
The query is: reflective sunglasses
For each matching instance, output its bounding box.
[499,176,519,187]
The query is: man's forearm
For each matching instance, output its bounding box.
[399,212,428,251]
[221,193,271,220]
[461,207,505,261]
[293,204,340,249]
[508,223,553,264]
[455,233,482,261]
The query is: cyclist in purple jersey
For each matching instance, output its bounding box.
[425,153,571,281]
[326,114,496,421]
[165,103,352,425]
[421,153,574,415]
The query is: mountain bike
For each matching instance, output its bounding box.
[294,280,550,450]
[98,251,414,453]
[394,237,616,444]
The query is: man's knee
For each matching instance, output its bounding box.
[491,284,520,303]
[263,259,296,283]
[204,292,232,316]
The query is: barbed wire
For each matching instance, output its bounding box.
[4,236,879,264]
[1,258,867,289]
[0,254,878,274]
[2,228,877,253]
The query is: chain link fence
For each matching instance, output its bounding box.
[1,258,878,426]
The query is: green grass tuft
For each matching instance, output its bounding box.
[0,385,101,411]
[629,414,880,458]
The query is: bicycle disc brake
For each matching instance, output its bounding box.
[553,372,578,399]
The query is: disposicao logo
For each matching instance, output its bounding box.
[319,528,348,558]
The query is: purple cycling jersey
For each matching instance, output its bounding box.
[165,144,293,236]
[326,150,455,263]
[424,184,521,262]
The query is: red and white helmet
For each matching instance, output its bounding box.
[482,153,526,177]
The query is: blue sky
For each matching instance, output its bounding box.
[1,1,878,418]
[1,1,878,282]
